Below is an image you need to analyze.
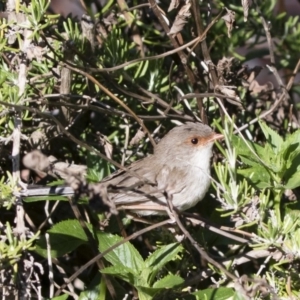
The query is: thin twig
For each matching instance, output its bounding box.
[166,194,252,299]
[45,233,54,298]
[183,213,249,244]
[63,63,156,148]
[237,58,300,133]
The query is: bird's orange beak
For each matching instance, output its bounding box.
[212,133,224,141]
[205,132,224,144]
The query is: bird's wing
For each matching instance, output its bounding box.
[106,163,189,207]
[108,163,160,205]
[100,157,155,186]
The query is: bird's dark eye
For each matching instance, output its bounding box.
[191,138,198,144]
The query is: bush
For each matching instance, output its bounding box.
[0,0,300,299]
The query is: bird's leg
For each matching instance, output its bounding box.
[164,191,177,223]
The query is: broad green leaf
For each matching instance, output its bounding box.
[145,243,182,273]
[283,152,300,188]
[97,232,144,272]
[136,285,164,299]
[193,287,235,300]
[283,130,300,153]
[284,149,300,170]
[259,121,283,154]
[231,135,267,163]
[144,243,183,285]
[153,274,184,289]
[238,166,271,188]
[101,265,136,284]
[286,147,300,166]
[284,200,300,212]
[279,131,300,171]
[35,220,91,258]
[238,156,264,168]
[139,267,152,286]
[284,171,300,189]
[267,152,284,173]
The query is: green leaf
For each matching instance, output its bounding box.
[232,136,284,173]
[284,203,300,224]
[231,135,267,163]
[153,274,184,289]
[134,59,149,79]
[97,232,144,272]
[143,243,183,285]
[284,171,300,189]
[238,166,271,188]
[35,220,91,258]
[101,265,136,284]
[193,287,235,300]
[284,130,300,152]
[87,153,112,182]
[136,286,163,300]
[282,150,300,189]
[145,242,183,271]
[259,121,283,154]
[279,136,300,170]
[238,156,263,168]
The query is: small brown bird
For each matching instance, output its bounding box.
[100,122,222,215]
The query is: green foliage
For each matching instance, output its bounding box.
[0,222,39,273]
[0,172,16,209]
[86,152,112,182]
[193,287,235,300]
[35,219,91,258]
[1,0,300,298]
[214,120,300,297]
[231,122,300,221]
[232,122,300,190]
[34,219,184,299]
[99,233,184,300]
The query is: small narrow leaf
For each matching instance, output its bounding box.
[153,274,184,289]
[193,287,235,299]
